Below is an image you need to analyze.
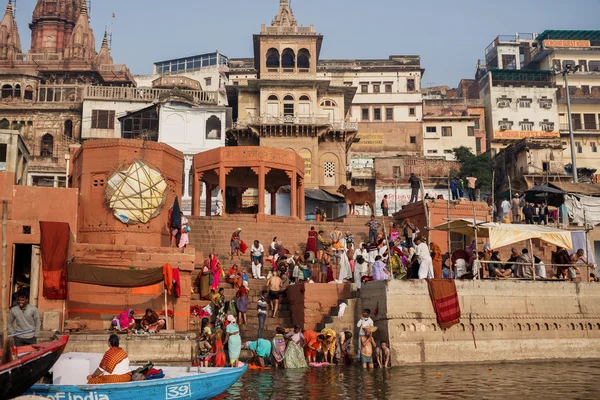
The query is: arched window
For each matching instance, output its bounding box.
[283,95,294,116]
[320,100,337,107]
[299,95,311,116]
[298,49,310,69]
[1,84,13,99]
[266,48,280,68]
[14,84,21,98]
[24,85,34,101]
[0,119,8,129]
[206,115,222,140]
[40,134,54,157]
[267,94,279,101]
[64,120,73,138]
[282,49,295,69]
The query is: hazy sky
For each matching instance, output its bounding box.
[13,0,600,86]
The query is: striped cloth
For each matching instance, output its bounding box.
[427,279,461,330]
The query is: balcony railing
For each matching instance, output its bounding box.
[559,123,600,132]
[84,86,218,104]
[556,87,600,102]
[233,115,358,131]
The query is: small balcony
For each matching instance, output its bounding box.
[556,87,600,104]
[234,115,358,131]
[559,122,600,132]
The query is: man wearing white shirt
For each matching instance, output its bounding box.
[501,198,511,221]
[415,237,434,279]
[356,309,374,360]
[251,240,264,265]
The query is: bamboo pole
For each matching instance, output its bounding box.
[164,287,169,331]
[2,201,8,350]
[473,205,479,280]
[529,239,536,281]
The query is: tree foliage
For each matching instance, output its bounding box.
[452,146,492,192]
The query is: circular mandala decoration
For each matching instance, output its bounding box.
[105,160,168,224]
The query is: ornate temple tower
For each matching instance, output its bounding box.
[0,1,21,60]
[64,0,96,60]
[29,0,81,55]
[95,31,113,65]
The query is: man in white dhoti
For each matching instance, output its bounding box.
[414,237,434,279]
[215,189,224,216]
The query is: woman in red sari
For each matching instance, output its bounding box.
[211,328,227,367]
[226,264,243,289]
[209,254,221,291]
[306,227,318,253]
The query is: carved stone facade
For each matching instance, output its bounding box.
[0,0,134,186]
[227,0,358,191]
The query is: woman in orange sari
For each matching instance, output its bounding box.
[87,334,131,384]
[226,264,243,289]
[430,242,443,279]
[211,328,227,367]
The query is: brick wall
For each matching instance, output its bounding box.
[375,157,460,187]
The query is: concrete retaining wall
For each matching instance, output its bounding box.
[358,280,600,364]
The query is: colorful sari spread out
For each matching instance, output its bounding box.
[212,329,227,367]
[284,332,308,368]
[427,279,461,329]
[87,347,131,384]
[271,334,286,363]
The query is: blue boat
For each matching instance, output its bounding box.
[26,365,247,400]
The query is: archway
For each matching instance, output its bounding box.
[40,134,54,157]
[282,49,295,69]
[298,49,310,69]
[266,48,280,68]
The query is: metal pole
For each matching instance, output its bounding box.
[2,201,8,349]
[447,177,452,256]
[492,171,495,222]
[564,71,578,183]
[584,209,589,282]
[473,205,479,280]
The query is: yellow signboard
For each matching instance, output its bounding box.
[494,130,560,140]
[357,133,384,146]
[544,39,590,48]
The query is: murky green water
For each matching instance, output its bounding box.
[216,361,600,399]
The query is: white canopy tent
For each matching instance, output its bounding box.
[432,219,574,250]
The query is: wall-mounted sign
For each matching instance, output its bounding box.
[356,133,384,146]
[544,39,590,48]
[493,130,559,140]
[298,149,312,179]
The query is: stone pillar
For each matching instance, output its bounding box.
[192,171,201,216]
[205,183,212,216]
[298,177,305,221]
[219,166,227,216]
[289,171,297,219]
[183,156,192,199]
[257,166,265,215]
[270,190,277,216]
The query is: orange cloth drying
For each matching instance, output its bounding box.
[163,263,173,295]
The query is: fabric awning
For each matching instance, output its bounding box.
[68,263,164,288]
[431,219,573,250]
[305,189,345,203]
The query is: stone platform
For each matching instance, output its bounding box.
[348,280,600,364]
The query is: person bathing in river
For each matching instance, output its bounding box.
[271,327,287,368]
[303,330,325,364]
[376,341,391,368]
[245,338,272,368]
[360,328,377,370]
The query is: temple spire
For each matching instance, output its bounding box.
[272,0,297,27]
[0,0,22,60]
[96,29,113,65]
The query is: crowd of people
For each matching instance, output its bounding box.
[498,193,558,225]
[192,308,390,369]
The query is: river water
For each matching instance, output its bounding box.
[216,360,600,399]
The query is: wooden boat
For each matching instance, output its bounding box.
[0,335,69,399]
[27,365,247,400]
